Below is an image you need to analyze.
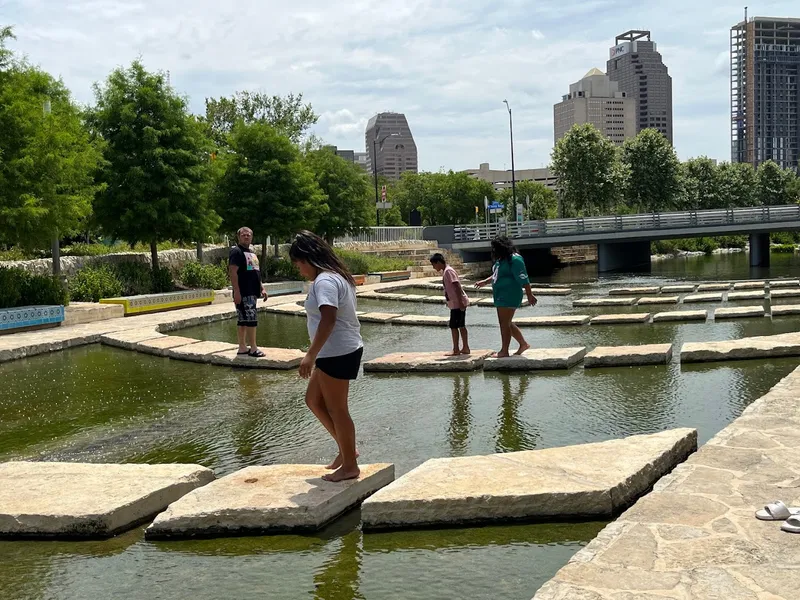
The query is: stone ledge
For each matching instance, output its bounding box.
[64,302,125,326]
[584,344,673,368]
[683,293,723,303]
[652,310,708,323]
[165,341,240,363]
[363,350,493,372]
[714,306,766,320]
[208,348,305,369]
[484,347,586,371]
[574,298,637,307]
[358,312,402,323]
[99,328,162,350]
[636,296,679,306]
[515,315,591,327]
[680,332,800,363]
[771,304,800,317]
[661,284,696,293]
[770,279,800,288]
[732,281,765,290]
[608,287,659,296]
[697,282,731,291]
[770,288,800,298]
[727,290,766,301]
[134,335,200,356]
[390,315,450,327]
[590,313,651,325]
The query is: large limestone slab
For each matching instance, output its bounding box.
[727,290,766,301]
[363,350,493,373]
[573,297,636,307]
[652,310,708,323]
[770,288,800,298]
[515,315,591,327]
[484,347,586,371]
[99,327,162,350]
[584,344,673,367]
[395,294,430,302]
[636,296,679,306]
[529,287,571,296]
[166,341,240,363]
[590,313,651,325]
[771,304,800,317]
[146,463,394,539]
[361,429,697,530]
[697,282,731,291]
[683,293,723,303]
[209,347,305,369]
[266,303,306,316]
[135,335,201,357]
[0,461,214,539]
[770,279,800,288]
[714,306,766,320]
[476,297,530,307]
[661,284,696,293]
[420,296,446,304]
[681,332,800,363]
[732,281,765,290]
[608,286,660,296]
[358,312,402,323]
[390,315,450,327]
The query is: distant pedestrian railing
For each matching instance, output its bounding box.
[454,205,800,242]
[334,227,425,245]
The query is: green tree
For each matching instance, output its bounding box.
[551,124,628,217]
[499,181,558,221]
[787,172,800,203]
[214,121,326,267]
[621,129,682,212]
[304,147,372,243]
[392,171,494,226]
[682,157,721,210]
[756,160,793,206]
[718,162,756,208]
[0,31,102,258]
[0,25,13,71]
[204,91,317,146]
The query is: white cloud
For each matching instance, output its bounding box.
[4,0,799,171]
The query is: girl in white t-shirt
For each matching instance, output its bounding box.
[290,231,364,482]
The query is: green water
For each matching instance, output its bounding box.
[1,251,799,600]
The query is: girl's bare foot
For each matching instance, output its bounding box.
[326,449,359,470]
[515,343,531,355]
[322,466,360,482]
[491,351,510,358]
[444,350,460,357]
[460,348,471,355]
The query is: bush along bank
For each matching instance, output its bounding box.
[0,267,69,309]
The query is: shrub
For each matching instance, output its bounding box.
[110,262,154,296]
[61,243,115,257]
[772,243,796,254]
[180,261,229,290]
[263,255,302,281]
[151,266,175,293]
[335,249,371,275]
[0,267,26,308]
[335,249,409,274]
[68,265,123,302]
[771,232,800,245]
[716,235,748,249]
[19,273,68,307]
[696,237,720,255]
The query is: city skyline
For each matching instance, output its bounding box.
[4,1,798,171]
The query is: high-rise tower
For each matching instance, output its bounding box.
[364,113,418,180]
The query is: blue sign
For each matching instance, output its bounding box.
[488,202,504,210]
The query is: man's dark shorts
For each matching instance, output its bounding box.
[236,295,258,327]
[449,308,466,329]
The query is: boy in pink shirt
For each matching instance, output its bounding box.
[430,253,470,355]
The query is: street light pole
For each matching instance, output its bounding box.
[503,100,516,211]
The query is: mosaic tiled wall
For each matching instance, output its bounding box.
[0,305,64,331]
[100,290,214,315]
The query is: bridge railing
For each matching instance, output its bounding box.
[334,227,425,245]
[453,205,800,242]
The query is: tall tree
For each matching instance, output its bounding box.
[304,147,372,243]
[551,124,628,217]
[204,91,317,146]
[0,25,13,71]
[717,162,757,208]
[214,121,326,267]
[682,157,721,210]
[499,180,557,221]
[756,160,793,206]
[88,61,215,271]
[621,129,682,213]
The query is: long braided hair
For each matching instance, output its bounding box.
[289,230,356,287]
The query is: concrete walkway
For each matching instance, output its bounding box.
[533,364,800,600]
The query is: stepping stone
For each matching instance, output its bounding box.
[0,461,214,539]
[267,303,306,316]
[363,350,493,373]
[680,332,800,363]
[771,304,800,317]
[356,291,384,300]
[573,298,636,307]
[358,312,402,323]
[683,293,723,303]
[420,296,445,304]
[770,279,800,288]
[714,306,766,319]
[727,290,766,301]
[608,286,659,296]
[697,283,731,291]
[396,294,429,302]
[483,347,586,371]
[529,288,571,296]
[135,335,201,357]
[475,298,496,307]
[361,429,696,530]
[390,315,450,327]
[732,281,765,290]
[209,348,305,369]
[770,288,800,298]
[636,296,679,306]
[652,310,708,323]
[375,293,407,300]
[99,328,162,350]
[166,341,239,363]
[515,315,591,327]
[590,313,651,325]
[146,463,394,539]
[661,284,696,293]
[584,343,672,367]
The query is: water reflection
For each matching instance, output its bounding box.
[493,375,540,453]
[313,531,365,600]
[448,375,472,456]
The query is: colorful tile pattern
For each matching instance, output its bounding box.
[0,305,64,331]
[100,290,214,315]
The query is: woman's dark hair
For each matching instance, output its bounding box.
[429,253,446,266]
[289,231,356,287]
[491,236,516,263]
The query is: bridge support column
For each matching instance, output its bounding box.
[749,233,770,267]
[597,241,651,273]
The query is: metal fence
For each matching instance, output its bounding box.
[334,227,425,245]
[454,205,800,242]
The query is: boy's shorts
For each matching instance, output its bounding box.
[449,308,466,329]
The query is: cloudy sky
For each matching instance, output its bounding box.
[4,1,797,171]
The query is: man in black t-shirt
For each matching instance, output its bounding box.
[228,227,268,357]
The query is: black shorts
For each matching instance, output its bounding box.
[449,308,467,329]
[235,295,258,327]
[315,347,364,380]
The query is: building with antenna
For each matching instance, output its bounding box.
[731,13,800,170]
[606,30,673,144]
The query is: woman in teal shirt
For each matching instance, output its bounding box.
[476,236,538,357]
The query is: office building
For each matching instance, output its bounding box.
[731,16,800,170]
[365,112,418,180]
[322,146,370,173]
[464,163,557,192]
[554,68,637,144]
[606,30,673,143]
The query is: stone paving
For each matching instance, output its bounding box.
[533,365,800,600]
[584,344,673,368]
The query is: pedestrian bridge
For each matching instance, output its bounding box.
[423,205,800,271]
